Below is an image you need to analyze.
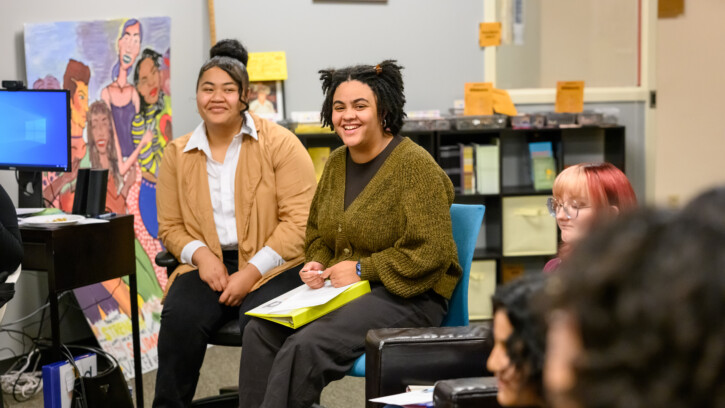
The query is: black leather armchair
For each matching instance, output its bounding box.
[364,322,500,408]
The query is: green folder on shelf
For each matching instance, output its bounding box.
[245,280,371,329]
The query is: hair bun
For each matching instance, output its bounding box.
[210,39,249,66]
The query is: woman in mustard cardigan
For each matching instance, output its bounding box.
[152,39,316,407]
[238,60,462,408]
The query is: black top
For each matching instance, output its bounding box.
[0,185,23,274]
[344,135,403,210]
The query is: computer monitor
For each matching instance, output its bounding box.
[0,89,71,172]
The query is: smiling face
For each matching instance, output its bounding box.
[196,66,245,128]
[118,22,141,69]
[137,57,160,105]
[331,80,384,153]
[486,310,542,407]
[90,111,112,156]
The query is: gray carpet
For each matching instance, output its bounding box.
[3,345,364,408]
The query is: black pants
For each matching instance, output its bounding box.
[152,251,303,408]
[238,283,448,408]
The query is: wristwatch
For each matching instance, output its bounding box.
[355,261,362,277]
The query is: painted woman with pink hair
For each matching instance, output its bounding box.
[544,162,637,272]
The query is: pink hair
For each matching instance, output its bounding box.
[552,162,637,259]
[553,162,637,213]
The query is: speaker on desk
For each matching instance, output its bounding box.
[72,169,90,215]
[86,169,108,217]
[72,168,107,217]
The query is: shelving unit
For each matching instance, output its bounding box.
[295,125,626,285]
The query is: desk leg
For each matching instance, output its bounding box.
[129,273,144,408]
[49,291,61,361]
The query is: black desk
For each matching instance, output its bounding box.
[20,215,144,408]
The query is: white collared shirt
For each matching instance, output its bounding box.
[179,112,284,276]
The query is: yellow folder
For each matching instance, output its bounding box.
[245,280,371,329]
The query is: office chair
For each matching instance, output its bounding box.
[347,203,485,378]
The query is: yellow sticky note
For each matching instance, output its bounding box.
[492,88,518,116]
[555,81,585,113]
[464,82,494,116]
[479,22,502,47]
[247,52,288,81]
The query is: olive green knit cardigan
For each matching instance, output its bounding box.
[305,137,462,299]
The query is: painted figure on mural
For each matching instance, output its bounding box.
[131,47,172,239]
[88,100,136,212]
[41,59,91,211]
[101,18,146,176]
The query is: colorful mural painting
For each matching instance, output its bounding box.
[24,16,171,379]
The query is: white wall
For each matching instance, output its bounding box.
[0,0,211,204]
[654,0,725,206]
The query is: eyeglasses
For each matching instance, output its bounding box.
[546,197,590,220]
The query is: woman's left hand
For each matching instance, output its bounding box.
[219,264,261,306]
[322,260,361,288]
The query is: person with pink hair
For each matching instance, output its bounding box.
[544,162,637,272]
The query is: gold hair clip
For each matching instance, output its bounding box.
[374,64,382,75]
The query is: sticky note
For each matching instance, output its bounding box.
[492,88,518,116]
[555,81,585,113]
[247,52,288,81]
[479,22,502,47]
[464,82,494,116]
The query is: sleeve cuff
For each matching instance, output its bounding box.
[248,246,285,276]
[181,240,207,268]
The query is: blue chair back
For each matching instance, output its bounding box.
[442,204,485,327]
[347,204,485,377]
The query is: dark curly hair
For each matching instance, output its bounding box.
[196,39,250,117]
[492,273,548,399]
[319,60,406,135]
[547,203,725,408]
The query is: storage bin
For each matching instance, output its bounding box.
[502,195,558,256]
[468,260,497,320]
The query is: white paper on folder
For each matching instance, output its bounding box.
[369,388,434,405]
[252,281,356,314]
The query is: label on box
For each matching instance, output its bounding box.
[555,81,585,113]
[464,82,494,116]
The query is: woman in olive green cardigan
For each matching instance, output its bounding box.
[239,60,462,408]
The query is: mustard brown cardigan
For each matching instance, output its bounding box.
[157,113,316,297]
[305,137,462,299]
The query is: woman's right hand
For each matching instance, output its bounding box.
[299,261,325,289]
[193,247,229,292]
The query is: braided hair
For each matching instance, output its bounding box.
[319,60,406,135]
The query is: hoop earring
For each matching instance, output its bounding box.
[382,119,387,128]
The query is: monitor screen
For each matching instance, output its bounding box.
[0,89,71,172]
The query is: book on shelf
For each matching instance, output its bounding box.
[307,147,330,183]
[459,144,476,195]
[439,145,462,193]
[245,280,371,329]
[474,140,500,195]
[533,156,556,191]
[528,141,556,191]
